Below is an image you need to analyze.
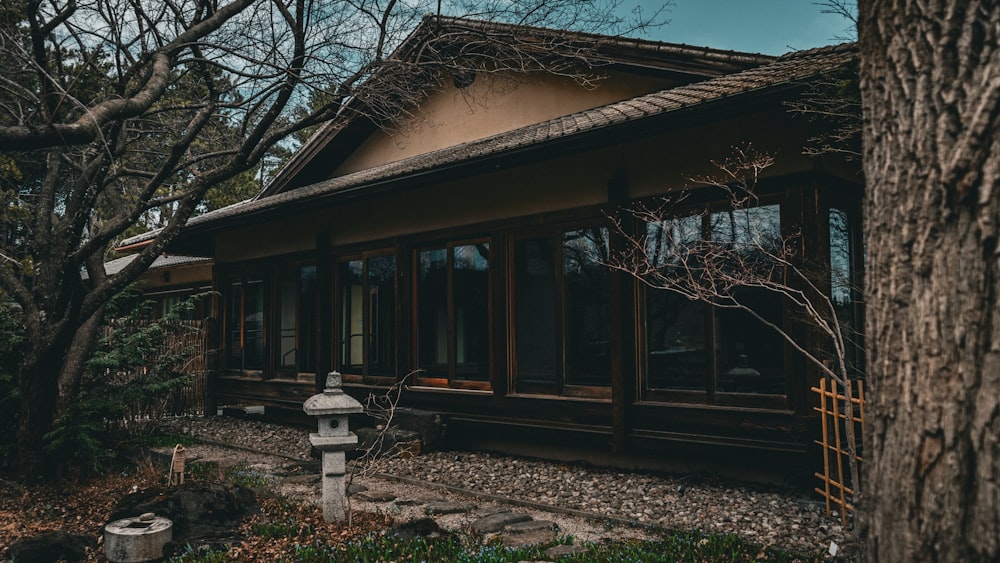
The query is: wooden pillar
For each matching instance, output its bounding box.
[316,232,332,394]
[607,169,632,453]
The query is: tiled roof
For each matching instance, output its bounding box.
[102,254,212,276]
[119,42,856,248]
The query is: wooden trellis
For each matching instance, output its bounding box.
[812,377,864,525]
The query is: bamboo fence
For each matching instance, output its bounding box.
[812,377,865,525]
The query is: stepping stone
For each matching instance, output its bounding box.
[357,491,397,502]
[425,501,474,515]
[472,505,511,518]
[501,520,558,547]
[544,544,589,558]
[471,511,532,534]
[347,483,368,494]
[390,518,448,541]
[395,498,422,506]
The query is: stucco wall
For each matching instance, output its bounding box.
[136,262,213,290]
[334,69,683,176]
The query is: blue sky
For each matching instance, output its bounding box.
[622,1,856,55]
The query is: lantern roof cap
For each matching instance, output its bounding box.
[303,372,363,416]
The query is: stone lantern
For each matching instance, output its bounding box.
[303,371,363,521]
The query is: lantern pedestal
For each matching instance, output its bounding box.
[303,372,364,522]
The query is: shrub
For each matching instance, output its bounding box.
[0,301,25,471]
[44,290,207,474]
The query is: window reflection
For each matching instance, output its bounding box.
[513,226,611,391]
[564,228,611,386]
[417,249,449,375]
[643,204,785,396]
[645,290,705,390]
[513,238,557,384]
[340,255,396,377]
[829,208,852,309]
[416,242,490,384]
[367,255,396,376]
[714,289,784,394]
[645,214,702,269]
[829,207,860,375]
[277,276,298,369]
[299,266,317,374]
[453,244,490,381]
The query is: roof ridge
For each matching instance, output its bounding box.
[423,15,776,63]
[776,41,857,61]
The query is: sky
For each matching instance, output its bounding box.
[621,1,856,56]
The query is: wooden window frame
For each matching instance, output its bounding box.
[271,262,317,382]
[334,249,398,386]
[219,257,317,380]
[635,193,791,410]
[507,221,613,400]
[823,189,865,381]
[222,270,267,377]
[412,238,492,391]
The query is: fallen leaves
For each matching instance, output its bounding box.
[1,464,391,562]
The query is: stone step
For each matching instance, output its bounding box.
[471,505,511,518]
[424,501,475,515]
[471,511,532,534]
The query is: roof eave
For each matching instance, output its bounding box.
[166,82,804,246]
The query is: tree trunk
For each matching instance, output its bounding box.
[56,308,103,416]
[858,1,1000,560]
[15,337,71,478]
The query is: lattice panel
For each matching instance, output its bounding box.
[812,377,864,525]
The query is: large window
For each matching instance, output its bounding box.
[415,241,490,387]
[511,226,611,395]
[223,263,317,378]
[829,204,863,377]
[275,265,317,378]
[338,253,396,378]
[225,272,265,372]
[642,203,786,401]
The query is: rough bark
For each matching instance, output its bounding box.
[56,308,103,416]
[15,329,75,477]
[858,1,1000,560]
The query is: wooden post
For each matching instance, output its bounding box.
[202,316,218,417]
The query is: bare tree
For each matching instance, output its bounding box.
[858,1,1000,560]
[607,144,864,509]
[0,0,662,477]
[343,370,415,526]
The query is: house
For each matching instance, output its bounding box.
[102,253,213,320]
[120,17,862,480]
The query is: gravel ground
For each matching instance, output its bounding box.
[156,414,855,559]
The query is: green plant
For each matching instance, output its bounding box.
[323,531,821,563]
[143,433,199,449]
[0,301,25,471]
[224,463,273,489]
[251,519,316,539]
[43,290,207,475]
[184,460,223,482]
[167,543,229,563]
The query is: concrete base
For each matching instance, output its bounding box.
[104,514,172,563]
